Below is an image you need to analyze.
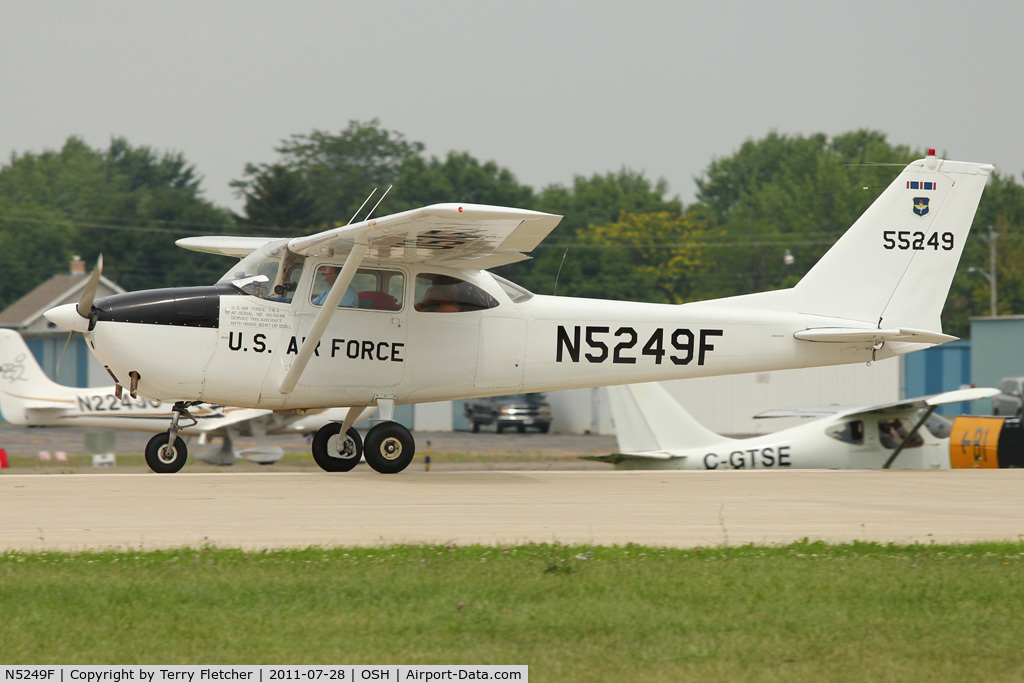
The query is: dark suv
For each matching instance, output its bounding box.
[464,393,553,433]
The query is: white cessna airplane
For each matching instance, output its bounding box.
[592,382,998,470]
[0,329,352,467]
[45,151,992,474]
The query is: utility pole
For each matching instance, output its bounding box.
[968,226,998,317]
[988,226,998,317]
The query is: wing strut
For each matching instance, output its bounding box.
[279,244,368,394]
[881,406,937,469]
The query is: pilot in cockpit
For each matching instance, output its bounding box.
[312,265,358,307]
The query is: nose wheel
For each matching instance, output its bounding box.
[145,433,188,473]
[145,400,199,473]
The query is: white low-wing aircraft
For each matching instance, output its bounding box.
[592,382,998,469]
[0,329,353,468]
[45,151,992,474]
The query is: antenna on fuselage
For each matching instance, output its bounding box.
[553,247,569,296]
[364,185,393,222]
[347,189,377,225]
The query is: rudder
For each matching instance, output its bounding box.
[0,329,73,424]
[608,382,724,453]
[794,153,993,332]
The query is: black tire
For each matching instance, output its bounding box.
[471,421,480,433]
[495,418,504,434]
[517,424,526,433]
[145,433,188,473]
[364,422,415,474]
[539,423,550,434]
[311,423,362,472]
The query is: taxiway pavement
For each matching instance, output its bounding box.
[3,469,1024,551]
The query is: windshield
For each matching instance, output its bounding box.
[217,239,293,298]
[490,273,534,303]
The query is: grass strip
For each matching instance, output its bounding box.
[3,541,1024,680]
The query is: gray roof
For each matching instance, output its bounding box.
[0,273,124,330]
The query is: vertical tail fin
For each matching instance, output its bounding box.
[0,329,75,424]
[794,153,993,332]
[607,382,725,453]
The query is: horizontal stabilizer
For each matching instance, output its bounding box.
[794,327,958,345]
[582,452,682,464]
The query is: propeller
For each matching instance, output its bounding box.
[77,254,103,317]
[56,255,103,374]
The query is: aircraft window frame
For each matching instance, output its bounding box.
[490,273,534,304]
[414,273,499,313]
[310,265,404,311]
[217,239,310,303]
[825,420,864,445]
[218,241,287,283]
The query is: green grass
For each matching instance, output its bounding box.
[3,542,1024,680]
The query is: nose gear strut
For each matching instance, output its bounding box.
[167,400,200,446]
[144,400,202,473]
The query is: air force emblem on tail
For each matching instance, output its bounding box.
[912,197,930,217]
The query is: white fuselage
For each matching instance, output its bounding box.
[84,264,909,411]
[613,415,951,471]
[599,381,991,471]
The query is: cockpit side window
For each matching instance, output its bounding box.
[310,266,404,310]
[414,273,498,313]
[826,420,864,445]
[878,418,924,450]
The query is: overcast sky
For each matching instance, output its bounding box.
[1,0,1020,215]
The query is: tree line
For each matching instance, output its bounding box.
[1,121,1022,338]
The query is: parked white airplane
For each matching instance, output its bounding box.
[45,152,993,474]
[0,329,355,467]
[593,382,998,469]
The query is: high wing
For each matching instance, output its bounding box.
[252,203,560,394]
[845,387,998,418]
[180,204,564,270]
[286,203,563,269]
[755,387,998,421]
[176,236,280,257]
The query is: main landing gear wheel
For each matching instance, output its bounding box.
[311,423,362,472]
[145,433,188,473]
[364,422,415,474]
